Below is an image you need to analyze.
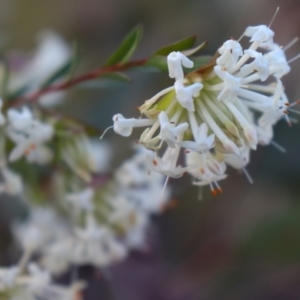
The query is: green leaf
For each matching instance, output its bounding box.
[187,55,212,70]
[40,40,81,88]
[103,25,143,67]
[145,55,168,72]
[6,85,30,101]
[182,41,208,57]
[100,72,131,83]
[153,36,196,56]
[78,72,130,89]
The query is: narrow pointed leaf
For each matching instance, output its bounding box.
[41,40,81,88]
[145,55,168,72]
[103,25,143,67]
[187,55,212,70]
[182,41,208,57]
[153,36,196,56]
[78,72,130,89]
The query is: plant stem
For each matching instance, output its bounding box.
[5,58,147,109]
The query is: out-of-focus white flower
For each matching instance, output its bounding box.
[6,107,54,163]
[13,208,67,253]
[9,30,71,106]
[0,266,19,291]
[0,167,23,195]
[115,146,171,212]
[66,188,94,212]
[69,215,127,267]
[41,241,71,275]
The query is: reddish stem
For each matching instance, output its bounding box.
[6,58,147,109]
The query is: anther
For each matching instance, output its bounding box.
[211,189,218,196]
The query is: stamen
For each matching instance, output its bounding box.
[289,100,300,107]
[268,7,280,28]
[100,125,114,139]
[237,32,245,43]
[198,186,203,200]
[160,176,169,200]
[283,37,299,51]
[287,108,300,114]
[210,182,217,196]
[144,120,159,140]
[242,167,254,184]
[288,53,300,64]
[214,181,223,194]
[271,140,286,153]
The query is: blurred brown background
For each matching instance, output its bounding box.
[1,0,300,299]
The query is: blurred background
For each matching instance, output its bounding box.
[1,0,300,299]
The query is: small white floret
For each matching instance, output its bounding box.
[167,51,194,81]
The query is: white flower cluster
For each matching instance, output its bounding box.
[0,105,54,197]
[0,263,85,300]
[0,32,164,299]
[7,143,170,280]
[6,107,54,163]
[112,24,296,194]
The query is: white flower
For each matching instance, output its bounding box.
[26,280,86,300]
[110,23,295,193]
[41,241,70,275]
[220,143,251,169]
[266,45,291,78]
[0,168,23,195]
[158,111,189,148]
[13,208,67,252]
[186,152,227,193]
[240,49,269,81]
[148,146,187,178]
[217,40,243,70]
[9,31,71,106]
[70,216,127,267]
[214,65,241,101]
[180,123,215,153]
[167,51,194,81]
[25,263,51,295]
[174,81,203,111]
[113,114,154,137]
[244,25,274,46]
[6,107,54,163]
[0,266,19,291]
[66,188,94,212]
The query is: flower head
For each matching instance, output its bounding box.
[110,23,296,194]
